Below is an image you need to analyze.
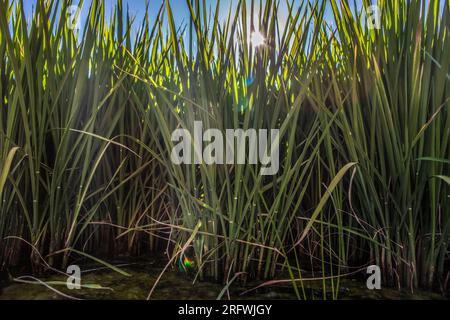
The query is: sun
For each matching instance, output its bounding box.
[250,30,266,48]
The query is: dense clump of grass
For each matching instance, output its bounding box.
[0,0,169,270]
[323,0,450,289]
[0,0,448,297]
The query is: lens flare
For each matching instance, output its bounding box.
[178,254,194,272]
[246,74,255,86]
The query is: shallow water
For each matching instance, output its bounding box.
[0,258,446,300]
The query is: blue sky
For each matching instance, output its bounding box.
[21,0,328,31]
[23,1,194,26]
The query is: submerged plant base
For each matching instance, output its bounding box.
[0,259,445,300]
